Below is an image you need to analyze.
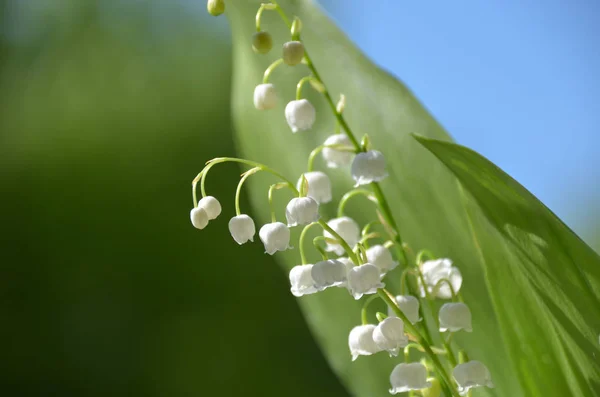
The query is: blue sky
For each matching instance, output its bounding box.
[321,0,599,237]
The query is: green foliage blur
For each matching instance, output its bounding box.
[0,1,347,396]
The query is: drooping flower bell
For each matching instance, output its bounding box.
[282,41,305,65]
[285,99,316,133]
[297,171,332,204]
[323,216,360,255]
[348,324,381,361]
[285,197,319,227]
[228,215,256,244]
[252,31,273,54]
[366,244,398,273]
[420,258,462,299]
[388,295,421,324]
[253,83,277,110]
[259,222,291,255]
[372,317,408,356]
[197,196,222,220]
[289,264,319,297]
[389,363,432,394]
[453,361,494,394]
[347,263,384,299]
[439,302,472,332]
[322,134,354,168]
[351,150,388,186]
[311,259,347,290]
[190,207,209,230]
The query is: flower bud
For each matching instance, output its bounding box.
[259,222,291,255]
[252,31,273,54]
[347,263,384,300]
[311,259,347,289]
[389,363,432,394]
[351,150,388,186]
[420,258,462,299]
[197,196,222,220]
[296,171,332,204]
[323,216,360,255]
[439,302,472,332]
[282,41,305,65]
[285,99,316,133]
[322,134,354,168]
[253,83,277,110]
[453,361,494,394]
[289,264,319,297]
[366,244,398,273]
[348,324,381,361]
[228,214,256,244]
[388,295,421,324]
[373,317,408,356]
[190,207,209,230]
[285,197,319,227]
[291,17,302,38]
[206,0,225,16]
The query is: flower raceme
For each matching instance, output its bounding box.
[197,4,493,395]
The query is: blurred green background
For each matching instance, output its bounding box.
[0,1,347,396]
[1,1,598,397]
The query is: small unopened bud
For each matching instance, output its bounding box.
[253,83,277,110]
[259,222,291,255]
[206,0,225,16]
[291,17,302,39]
[336,94,346,113]
[282,41,305,66]
[190,207,209,230]
[228,214,256,244]
[439,302,472,332]
[351,150,388,186]
[252,31,273,54]
[197,196,222,220]
[285,197,319,227]
[285,99,316,132]
[389,363,431,394]
[348,324,381,361]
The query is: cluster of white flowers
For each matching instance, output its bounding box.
[200,2,495,396]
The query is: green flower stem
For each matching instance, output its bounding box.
[416,249,436,265]
[312,237,329,260]
[307,143,355,172]
[431,278,461,302]
[361,294,379,325]
[361,220,381,237]
[296,75,315,100]
[235,167,261,216]
[371,182,409,266]
[379,288,461,397]
[268,183,293,222]
[191,169,205,207]
[255,3,277,31]
[337,189,376,217]
[263,58,284,83]
[399,268,418,295]
[299,222,321,265]
[317,219,359,264]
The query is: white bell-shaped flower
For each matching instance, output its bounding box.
[373,317,409,356]
[322,134,354,168]
[311,259,347,290]
[259,222,291,255]
[323,216,360,255]
[285,99,316,133]
[197,196,222,220]
[348,324,381,361]
[297,171,332,204]
[388,295,421,324]
[366,244,398,274]
[190,207,209,230]
[335,257,355,288]
[453,361,494,394]
[347,263,385,300]
[351,150,388,186]
[420,258,462,299]
[285,197,319,227]
[439,302,472,332]
[289,264,319,297]
[389,363,432,394]
[253,83,277,110]
[228,215,256,244]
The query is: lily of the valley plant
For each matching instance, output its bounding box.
[194,1,495,396]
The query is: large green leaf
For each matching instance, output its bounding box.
[414,136,600,396]
[224,0,571,396]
